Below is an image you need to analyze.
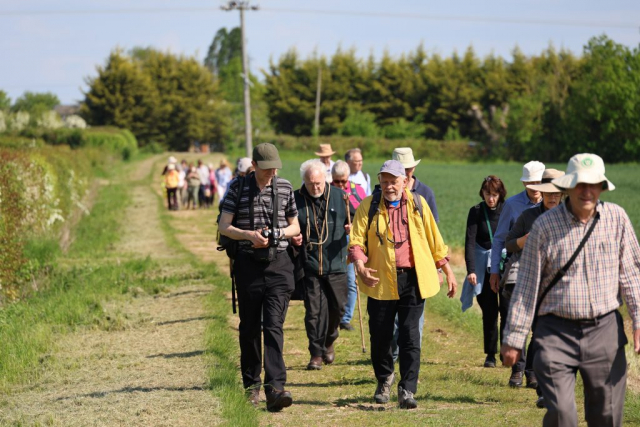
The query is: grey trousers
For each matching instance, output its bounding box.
[533,311,628,427]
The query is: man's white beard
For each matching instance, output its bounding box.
[383,192,401,202]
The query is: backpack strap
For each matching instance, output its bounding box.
[350,182,363,203]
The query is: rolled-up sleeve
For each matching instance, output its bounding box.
[503,221,544,349]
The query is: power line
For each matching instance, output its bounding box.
[0,6,637,30]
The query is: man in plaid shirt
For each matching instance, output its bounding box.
[501,153,640,427]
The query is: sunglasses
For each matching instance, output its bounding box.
[332,179,348,185]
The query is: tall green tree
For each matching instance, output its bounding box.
[0,90,10,110]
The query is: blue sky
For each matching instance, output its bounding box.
[2,0,639,105]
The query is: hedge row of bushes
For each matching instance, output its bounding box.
[11,126,138,160]
[229,134,476,162]
[0,129,136,302]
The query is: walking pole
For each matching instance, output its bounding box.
[344,194,366,353]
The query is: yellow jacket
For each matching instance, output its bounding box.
[348,189,449,300]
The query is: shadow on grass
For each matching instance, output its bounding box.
[162,289,211,298]
[339,358,372,366]
[287,378,375,387]
[146,350,205,359]
[156,316,214,326]
[56,385,206,401]
[334,398,388,411]
[421,393,492,405]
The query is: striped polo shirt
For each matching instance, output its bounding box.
[221,172,298,251]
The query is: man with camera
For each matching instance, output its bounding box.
[218,143,300,412]
[292,160,350,371]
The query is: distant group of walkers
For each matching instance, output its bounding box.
[213,141,640,426]
[162,156,253,211]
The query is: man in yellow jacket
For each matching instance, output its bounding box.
[348,160,457,409]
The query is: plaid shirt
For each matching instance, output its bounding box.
[503,200,640,349]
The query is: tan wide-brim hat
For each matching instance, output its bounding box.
[526,169,565,192]
[392,147,421,169]
[552,153,615,191]
[314,143,336,157]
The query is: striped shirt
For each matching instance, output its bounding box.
[503,200,640,349]
[221,173,298,251]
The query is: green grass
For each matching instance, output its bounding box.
[275,156,640,249]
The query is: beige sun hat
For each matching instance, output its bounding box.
[552,153,615,191]
[314,143,336,157]
[520,161,545,182]
[392,147,421,169]
[526,169,565,192]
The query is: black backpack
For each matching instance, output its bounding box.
[216,176,245,258]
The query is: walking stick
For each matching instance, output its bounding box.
[344,194,366,353]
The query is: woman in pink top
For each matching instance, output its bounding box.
[331,160,366,331]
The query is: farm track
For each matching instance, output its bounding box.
[1,155,223,426]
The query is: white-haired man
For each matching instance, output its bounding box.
[346,148,371,195]
[292,160,350,370]
[348,160,457,409]
[502,153,640,426]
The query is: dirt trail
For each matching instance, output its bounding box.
[1,155,222,426]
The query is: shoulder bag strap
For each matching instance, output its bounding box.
[481,202,493,243]
[533,211,601,326]
[271,175,279,231]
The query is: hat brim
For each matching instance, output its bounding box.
[315,151,336,156]
[526,183,562,193]
[551,172,615,191]
[397,158,421,169]
[256,159,282,169]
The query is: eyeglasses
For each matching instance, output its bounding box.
[332,179,348,185]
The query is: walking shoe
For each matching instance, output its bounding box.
[339,322,354,331]
[508,370,524,388]
[307,356,322,370]
[536,395,545,408]
[323,344,335,365]
[526,372,538,389]
[246,387,260,408]
[265,390,293,412]
[398,386,418,409]
[374,373,395,404]
[484,354,496,368]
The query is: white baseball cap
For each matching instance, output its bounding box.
[552,153,615,191]
[520,161,545,182]
[237,157,253,173]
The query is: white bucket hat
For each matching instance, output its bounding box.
[520,161,545,182]
[168,156,177,164]
[551,153,615,191]
[392,147,421,169]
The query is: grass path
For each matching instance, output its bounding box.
[0,154,223,426]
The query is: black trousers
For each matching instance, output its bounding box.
[476,270,506,355]
[234,250,294,392]
[367,269,424,394]
[166,187,178,210]
[303,273,348,357]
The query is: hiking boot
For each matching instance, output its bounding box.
[509,370,524,388]
[526,372,538,389]
[307,356,322,370]
[374,372,395,404]
[484,354,496,368]
[398,386,418,409]
[323,344,335,365]
[339,322,354,331]
[266,390,293,412]
[246,387,260,408]
[536,395,545,408]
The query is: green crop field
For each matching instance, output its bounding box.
[276,154,640,250]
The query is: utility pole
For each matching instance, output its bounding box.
[314,66,322,137]
[221,1,259,158]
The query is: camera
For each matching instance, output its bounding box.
[260,228,282,246]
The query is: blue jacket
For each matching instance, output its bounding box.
[490,190,540,274]
[460,243,491,312]
[411,177,439,223]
